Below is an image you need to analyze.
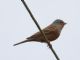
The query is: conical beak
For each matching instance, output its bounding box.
[64,22,67,25]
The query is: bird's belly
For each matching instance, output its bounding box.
[47,34,59,41]
[39,33,60,42]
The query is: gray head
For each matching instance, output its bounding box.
[53,19,66,25]
[52,19,66,33]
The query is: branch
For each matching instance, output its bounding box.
[21,0,60,60]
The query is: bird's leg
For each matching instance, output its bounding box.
[46,40,51,47]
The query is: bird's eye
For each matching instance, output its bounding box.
[60,21,63,23]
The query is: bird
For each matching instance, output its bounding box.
[13,19,66,46]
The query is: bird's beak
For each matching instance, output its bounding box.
[64,22,67,25]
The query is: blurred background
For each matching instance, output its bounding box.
[0,0,80,60]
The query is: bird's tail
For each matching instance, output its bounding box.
[13,39,33,46]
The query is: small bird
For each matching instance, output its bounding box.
[14,19,66,46]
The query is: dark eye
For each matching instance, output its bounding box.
[60,21,63,23]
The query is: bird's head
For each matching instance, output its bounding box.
[53,19,66,26]
[52,19,67,33]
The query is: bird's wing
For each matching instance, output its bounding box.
[27,27,57,39]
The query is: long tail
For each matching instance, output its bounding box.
[13,39,33,46]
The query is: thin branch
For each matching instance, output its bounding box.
[21,0,60,60]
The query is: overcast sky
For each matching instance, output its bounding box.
[0,0,80,60]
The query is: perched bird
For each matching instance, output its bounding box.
[14,19,66,46]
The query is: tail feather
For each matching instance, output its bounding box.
[13,39,33,46]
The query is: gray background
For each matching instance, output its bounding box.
[0,0,80,60]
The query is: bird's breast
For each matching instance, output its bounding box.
[47,30,60,41]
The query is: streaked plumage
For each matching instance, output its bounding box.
[14,19,66,46]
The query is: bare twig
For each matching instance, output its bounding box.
[21,0,60,60]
